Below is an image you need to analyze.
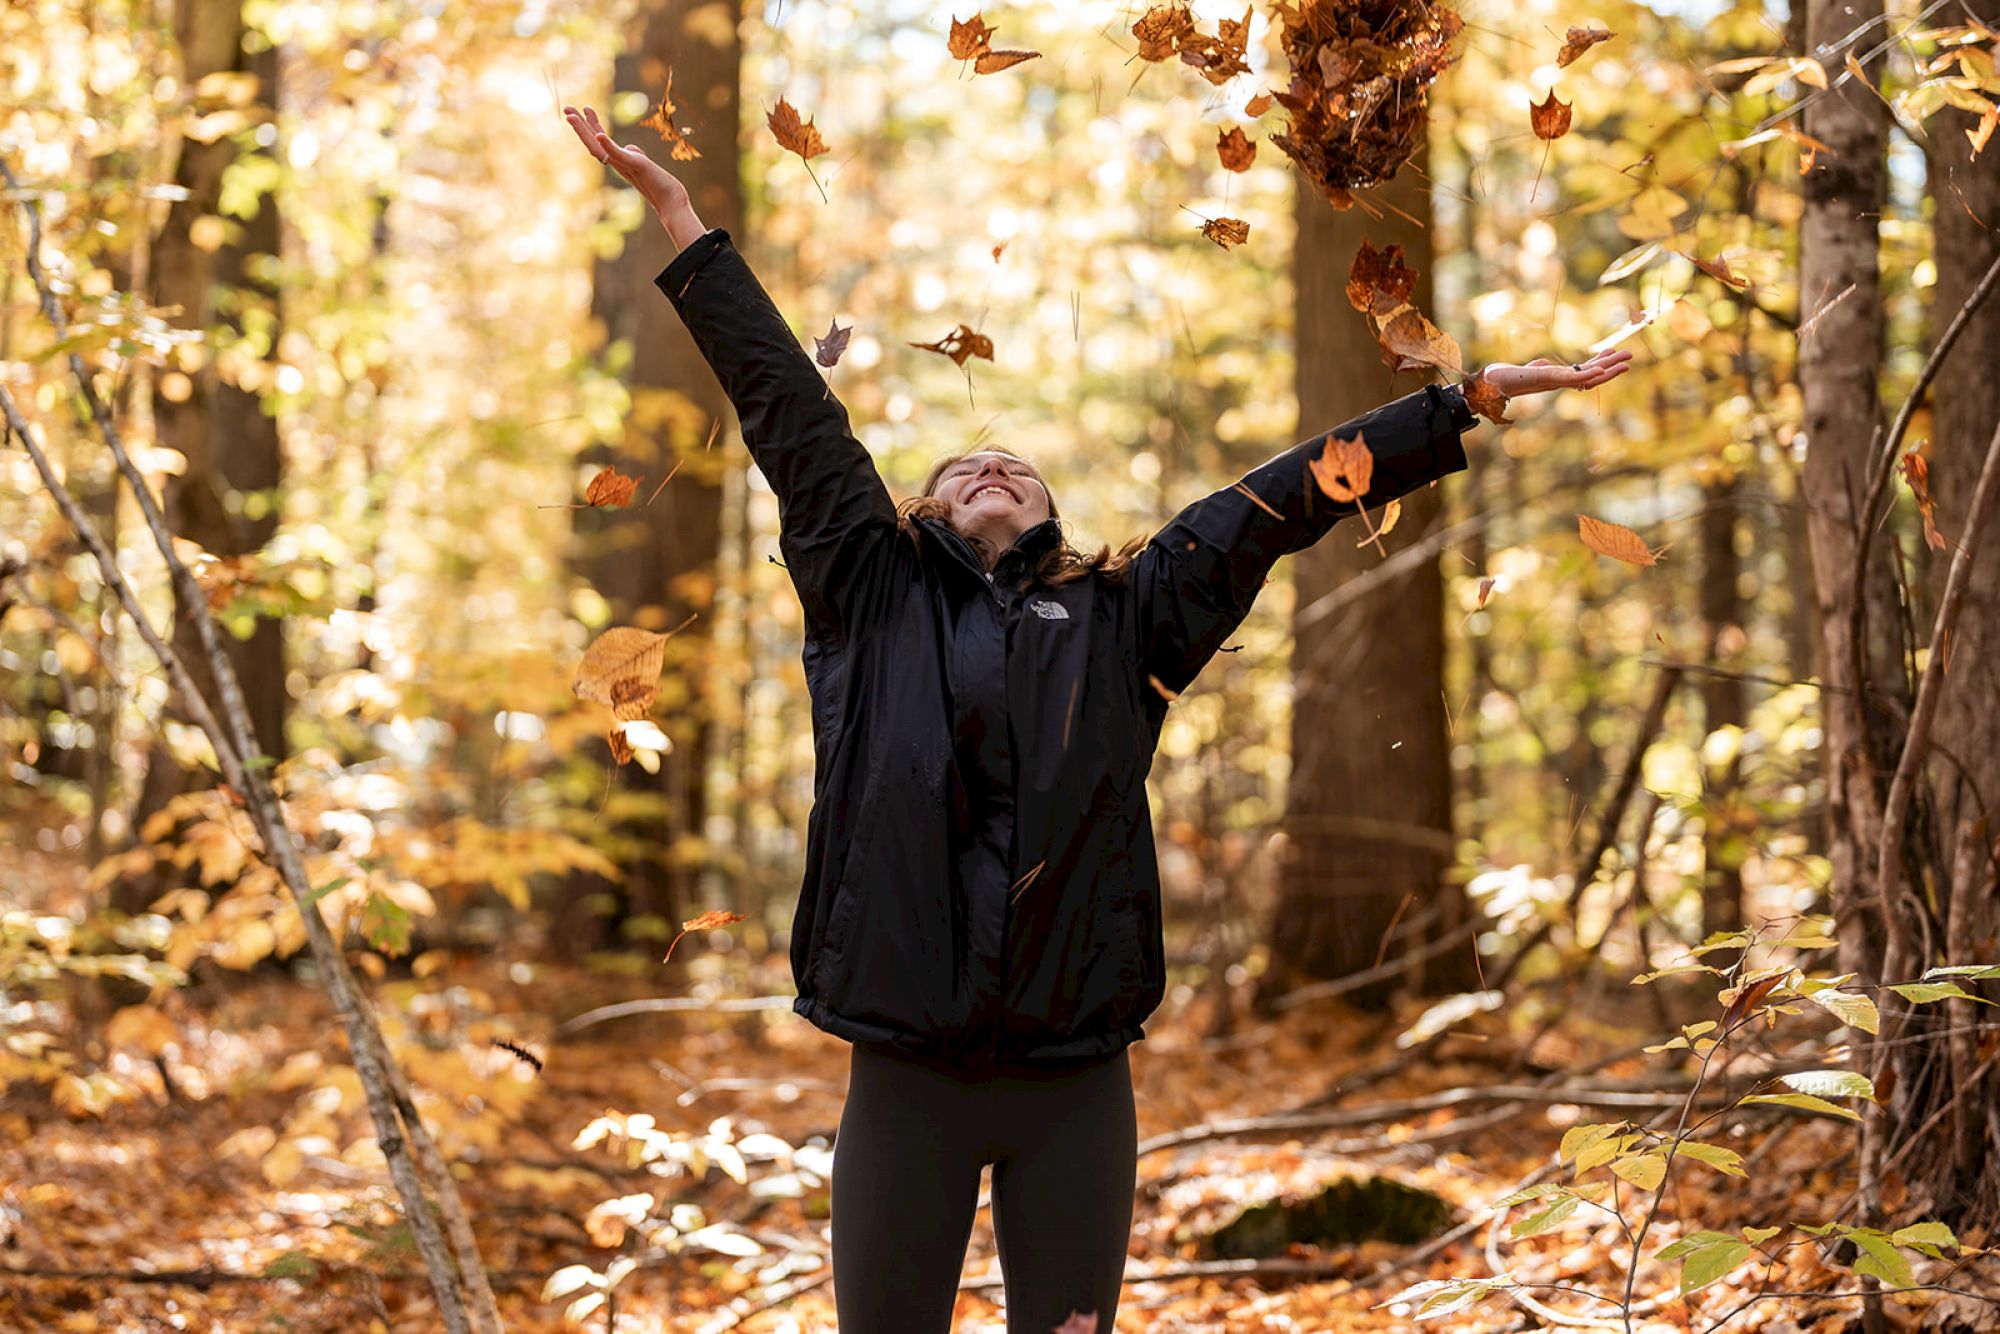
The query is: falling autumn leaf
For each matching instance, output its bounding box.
[1346,239,1419,312]
[947,13,996,60]
[910,322,995,366]
[1578,514,1661,567]
[1310,432,1374,504]
[1178,5,1254,85]
[1899,451,1948,551]
[1462,372,1511,424]
[1685,250,1751,290]
[1216,126,1257,171]
[584,465,639,509]
[1244,90,1274,116]
[991,240,1008,261]
[1588,305,1657,354]
[767,97,828,162]
[1530,90,1573,140]
[1357,496,1403,547]
[1970,104,1997,156]
[974,48,1041,74]
[1132,4,1195,63]
[813,317,852,368]
[1200,216,1250,249]
[575,626,669,728]
[1372,296,1464,375]
[663,909,749,963]
[1555,25,1615,68]
[1476,575,1498,609]
[641,70,701,161]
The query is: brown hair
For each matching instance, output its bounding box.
[895,447,1146,588]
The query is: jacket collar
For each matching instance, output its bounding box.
[917,515,1063,590]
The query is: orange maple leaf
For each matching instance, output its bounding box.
[767,97,828,160]
[1530,90,1573,140]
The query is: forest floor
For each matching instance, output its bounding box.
[4,848,1992,1333]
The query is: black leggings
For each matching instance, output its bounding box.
[829,1043,1137,1332]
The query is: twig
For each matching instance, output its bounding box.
[553,994,798,1038]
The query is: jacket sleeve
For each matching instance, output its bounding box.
[1133,383,1475,694]
[655,227,898,638]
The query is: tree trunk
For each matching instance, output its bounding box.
[1798,0,1898,988]
[1262,160,1476,1009]
[131,0,286,872]
[562,0,742,950]
[1698,468,1745,936]
[1904,54,2000,1225]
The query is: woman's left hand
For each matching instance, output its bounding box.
[1479,349,1634,397]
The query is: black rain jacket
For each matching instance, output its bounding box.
[656,227,1473,1069]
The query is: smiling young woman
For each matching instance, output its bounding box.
[565,103,1630,1332]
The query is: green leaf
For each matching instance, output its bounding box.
[1887,981,1992,1006]
[1511,1194,1581,1237]
[1675,1141,1748,1177]
[1778,1069,1876,1100]
[1742,1226,1783,1245]
[262,1250,322,1280]
[1742,1092,1860,1121]
[1657,1230,1753,1291]
[1560,1122,1625,1166]
[1805,988,1880,1035]
[1494,1182,1568,1208]
[298,877,351,911]
[1848,1230,1914,1288]
[1577,1131,1636,1174]
[1692,929,1754,956]
[1890,1221,1958,1256]
[359,894,413,956]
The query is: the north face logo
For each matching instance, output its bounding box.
[1028,598,1069,621]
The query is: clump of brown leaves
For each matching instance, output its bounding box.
[948,13,1041,74]
[1131,5,1255,85]
[1266,0,1464,209]
[1345,238,1461,374]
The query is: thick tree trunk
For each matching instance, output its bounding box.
[132,0,286,866]
[1905,59,2000,1225]
[1262,161,1476,1008]
[562,0,742,949]
[1797,0,1898,988]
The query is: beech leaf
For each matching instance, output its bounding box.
[664,909,749,962]
[1577,514,1660,567]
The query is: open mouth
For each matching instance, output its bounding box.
[967,483,1018,504]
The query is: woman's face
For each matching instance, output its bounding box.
[932,451,1053,553]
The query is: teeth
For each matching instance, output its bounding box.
[972,486,1010,500]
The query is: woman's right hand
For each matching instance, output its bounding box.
[563,104,704,241]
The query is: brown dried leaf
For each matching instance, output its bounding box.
[909,323,995,366]
[948,13,996,61]
[1346,239,1419,312]
[1899,451,1948,551]
[767,97,828,161]
[584,465,640,509]
[606,725,635,767]
[1531,90,1573,140]
[663,909,748,963]
[1462,373,1511,424]
[574,627,669,716]
[813,317,852,368]
[1968,104,1997,156]
[1358,496,1403,546]
[1476,575,1498,609]
[1578,514,1660,567]
[1373,298,1463,374]
[1245,90,1274,116]
[1200,216,1250,249]
[1217,126,1257,171]
[1132,4,1194,62]
[1685,250,1751,290]
[1309,432,1373,504]
[641,70,701,161]
[1556,26,1615,68]
[974,48,1040,74]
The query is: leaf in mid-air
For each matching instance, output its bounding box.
[1200,216,1250,249]
[584,466,639,509]
[1530,90,1573,140]
[1346,239,1419,312]
[1556,26,1615,68]
[1462,373,1510,424]
[974,48,1040,74]
[663,909,749,962]
[813,317,853,368]
[767,97,828,161]
[910,323,995,366]
[1132,5,1195,62]
[1216,126,1257,171]
[1310,433,1374,504]
[1577,514,1660,567]
[947,13,996,60]
[641,70,701,160]
[1372,295,1464,374]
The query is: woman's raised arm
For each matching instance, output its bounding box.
[565,106,897,639]
[1131,350,1631,696]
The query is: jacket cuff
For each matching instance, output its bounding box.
[655,226,731,302]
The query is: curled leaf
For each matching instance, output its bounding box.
[1556,26,1614,68]
[1200,216,1251,249]
[1462,373,1511,424]
[910,322,995,366]
[974,48,1040,74]
[664,909,749,962]
[641,70,701,161]
[1899,451,1948,550]
[1530,90,1573,140]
